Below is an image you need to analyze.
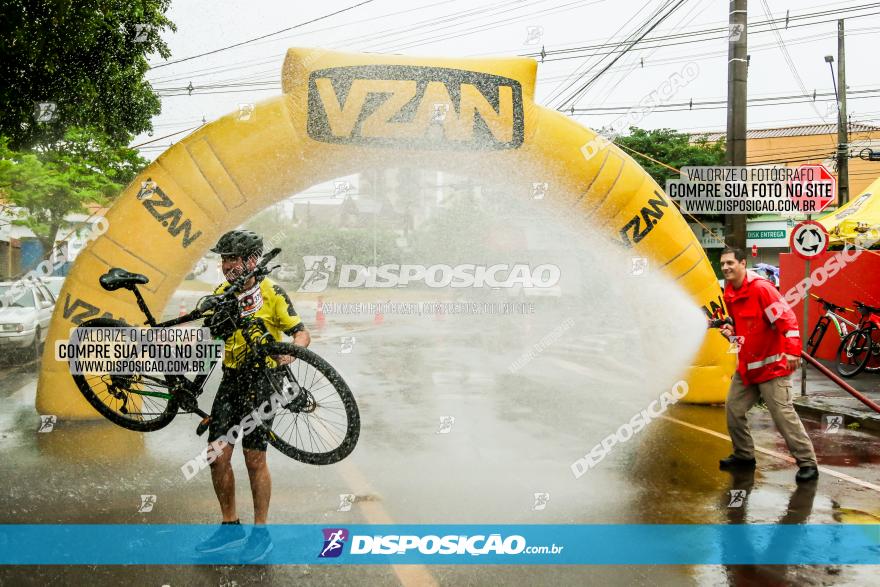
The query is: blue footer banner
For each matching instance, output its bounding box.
[0,524,877,565]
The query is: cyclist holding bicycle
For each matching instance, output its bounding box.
[196,229,311,561]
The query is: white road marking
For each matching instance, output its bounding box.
[547,355,880,494]
[338,460,439,587]
[661,415,880,493]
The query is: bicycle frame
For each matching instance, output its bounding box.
[98,249,285,420]
[808,310,853,355]
[116,292,284,421]
[827,310,859,338]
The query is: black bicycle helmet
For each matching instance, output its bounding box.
[210,229,263,258]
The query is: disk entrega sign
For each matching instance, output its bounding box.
[307,65,524,150]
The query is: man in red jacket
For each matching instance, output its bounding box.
[717,247,819,483]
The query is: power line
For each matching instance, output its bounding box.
[149,0,378,69]
[542,2,656,105]
[534,25,880,84]
[589,0,714,109]
[238,0,464,52]
[147,25,880,97]
[570,87,880,113]
[386,0,879,58]
[144,0,543,85]
[537,9,880,66]
[143,4,880,102]
[150,0,659,92]
[671,112,880,133]
[371,0,610,53]
[550,2,880,110]
[131,125,204,148]
[549,0,687,109]
[760,0,828,124]
[747,153,836,165]
[135,1,880,161]
[526,2,880,62]
[149,0,529,77]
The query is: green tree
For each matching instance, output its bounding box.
[616,127,727,275]
[275,225,401,278]
[407,192,493,265]
[0,0,175,149]
[615,127,725,186]
[0,128,146,251]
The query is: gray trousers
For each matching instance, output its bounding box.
[726,372,818,467]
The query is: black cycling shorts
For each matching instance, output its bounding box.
[208,367,283,452]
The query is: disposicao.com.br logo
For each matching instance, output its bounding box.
[299,256,561,293]
[318,528,563,558]
[319,528,349,558]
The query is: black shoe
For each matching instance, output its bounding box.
[719,455,757,470]
[240,527,274,563]
[795,466,819,483]
[195,520,247,553]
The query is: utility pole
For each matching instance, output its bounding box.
[725,0,748,249]
[837,19,849,205]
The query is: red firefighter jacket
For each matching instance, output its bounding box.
[724,272,801,385]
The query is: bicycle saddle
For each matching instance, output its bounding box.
[99,268,149,291]
[854,300,880,314]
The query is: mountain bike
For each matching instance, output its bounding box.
[806,296,859,356]
[835,300,880,378]
[66,248,360,465]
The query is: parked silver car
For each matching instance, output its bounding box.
[0,280,56,356]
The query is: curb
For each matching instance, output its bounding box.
[793,398,880,433]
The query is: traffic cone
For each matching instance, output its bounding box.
[315,297,326,329]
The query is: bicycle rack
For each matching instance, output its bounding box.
[801,351,880,414]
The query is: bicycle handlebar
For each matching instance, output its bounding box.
[808,294,850,314]
[184,248,283,319]
[854,300,880,316]
[819,297,845,313]
[223,247,281,297]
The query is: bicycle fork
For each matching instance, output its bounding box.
[807,315,831,355]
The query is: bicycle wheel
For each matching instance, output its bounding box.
[69,318,179,432]
[835,329,872,378]
[261,342,359,465]
[864,326,880,373]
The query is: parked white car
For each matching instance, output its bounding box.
[41,275,65,299]
[0,280,56,357]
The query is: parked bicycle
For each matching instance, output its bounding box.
[835,300,880,378]
[806,296,860,356]
[65,247,360,465]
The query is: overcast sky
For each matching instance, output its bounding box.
[135,0,880,175]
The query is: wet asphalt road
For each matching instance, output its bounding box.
[1,298,879,586]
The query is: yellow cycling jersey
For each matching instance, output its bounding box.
[212,277,304,369]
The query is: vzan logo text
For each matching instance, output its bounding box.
[61,294,126,325]
[619,191,670,247]
[701,294,729,322]
[307,65,524,150]
[137,179,203,248]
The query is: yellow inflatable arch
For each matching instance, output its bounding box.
[37,48,735,418]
